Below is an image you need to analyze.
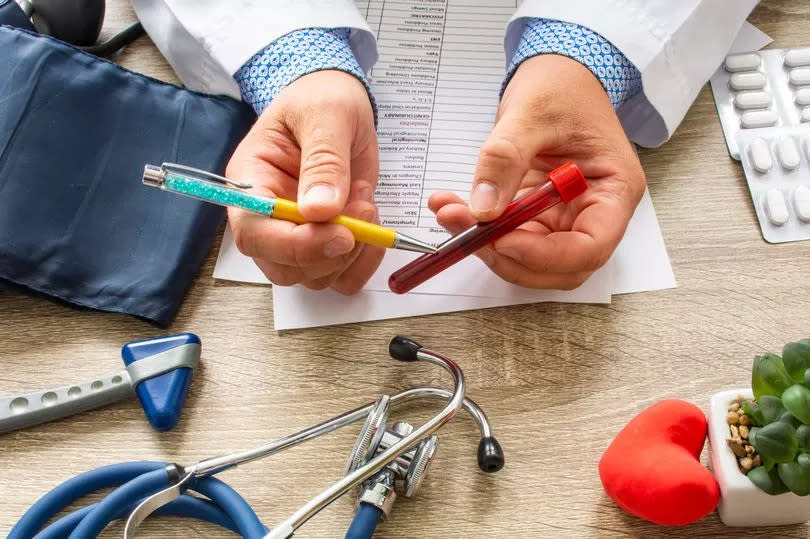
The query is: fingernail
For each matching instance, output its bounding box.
[324,235,354,258]
[359,210,375,223]
[303,183,337,208]
[479,250,496,267]
[354,182,373,203]
[471,182,499,213]
[498,247,521,262]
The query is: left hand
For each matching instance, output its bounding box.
[429,54,646,290]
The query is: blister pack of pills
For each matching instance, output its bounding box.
[710,47,810,159]
[736,127,810,243]
[710,47,810,243]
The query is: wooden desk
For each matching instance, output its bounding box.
[2,1,810,537]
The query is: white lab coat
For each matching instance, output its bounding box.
[130,0,759,147]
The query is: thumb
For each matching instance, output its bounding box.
[470,112,543,221]
[293,108,355,222]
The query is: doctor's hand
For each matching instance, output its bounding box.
[429,54,646,290]
[226,70,383,293]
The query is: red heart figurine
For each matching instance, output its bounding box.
[598,399,719,526]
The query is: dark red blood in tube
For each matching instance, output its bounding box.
[388,162,587,294]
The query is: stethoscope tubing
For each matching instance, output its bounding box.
[35,494,241,539]
[11,340,498,539]
[11,461,265,539]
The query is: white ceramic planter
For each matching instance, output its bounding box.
[709,388,810,526]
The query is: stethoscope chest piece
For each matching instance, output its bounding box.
[346,395,391,474]
[347,406,443,521]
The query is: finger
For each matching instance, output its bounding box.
[331,203,385,294]
[470,111,554,220]
[331,243,385,294]
[229,209,356,268]
[253,258,302,287]
[348,139,380,203]
[226,132,300,200]
[293,107,355,221]
[428,191,465,214]
[435,202,477,235]
[478,251,594,290]
[494,194,631,273]
[296,200,377,284]
[300,273,338,291]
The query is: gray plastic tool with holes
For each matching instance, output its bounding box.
[0,343,199,434]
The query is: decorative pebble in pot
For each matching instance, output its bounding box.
[709,340,810,526]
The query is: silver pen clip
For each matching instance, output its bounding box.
[142,162,253,190]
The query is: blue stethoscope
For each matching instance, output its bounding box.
[9,337,505,538]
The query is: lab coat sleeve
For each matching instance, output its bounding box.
[129,0,378,100]
[506,0,760,147]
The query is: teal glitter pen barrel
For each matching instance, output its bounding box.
[154,171,277,215]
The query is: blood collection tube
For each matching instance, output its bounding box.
[388,162,588,294]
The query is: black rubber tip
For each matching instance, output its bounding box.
[389,336,422,362]
[477,436,505,473]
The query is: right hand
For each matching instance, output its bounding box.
[226,70,383,294]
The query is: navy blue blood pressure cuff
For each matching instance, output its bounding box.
[0,26,256,325]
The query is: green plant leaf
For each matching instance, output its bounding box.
[783,384,810,424]
[752,422,798,464]
[748,465,790,495]
[763,454,776,471]
[750,426,761,447]
[743,401,764,425]
[797,425,810,452]
[804,369,810,389]
[801,339,810,347]
[783,342,810,383]
[753,354,794,400]
[779,411,802,429]
[779,457,810,496]
[760,395,787,424]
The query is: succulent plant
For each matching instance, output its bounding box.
[746,339,810,496]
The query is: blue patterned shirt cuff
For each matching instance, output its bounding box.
[505,19,642,110]
[235,28,375,119]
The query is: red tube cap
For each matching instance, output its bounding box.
[548,162,588,203]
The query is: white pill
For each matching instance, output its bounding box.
[802,107,810,123]
[735,90,772,109]
[731,72,767,90]
[789,67,810,86]
[794,186,810,222]
[765,189,789,226]
[776,138,801,170]
[725,53,761,72]
[748,138,773,173]
[785,48,810,68]
[741,109,777,129]
[797,88,810,106]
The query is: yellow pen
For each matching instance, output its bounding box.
[142,163,437,254]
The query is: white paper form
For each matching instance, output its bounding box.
[213,0,679,329]
[362,0,513,246]
[216,0,614,300]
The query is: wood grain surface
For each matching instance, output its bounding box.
[2,1,810,537]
